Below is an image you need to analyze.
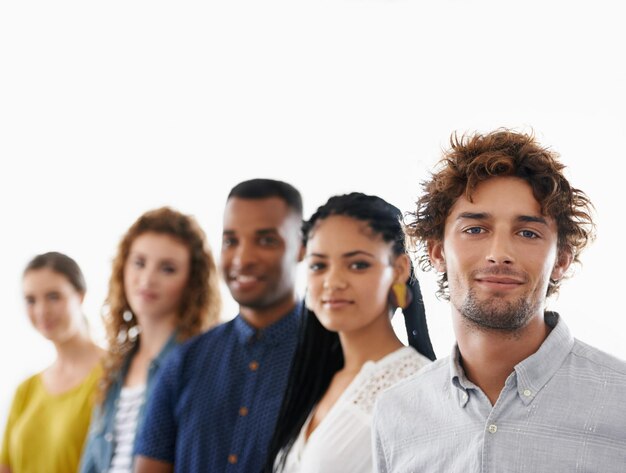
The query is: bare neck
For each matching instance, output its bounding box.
[239,293,298,330]
[454,313,549,405]
[53,327,102,370]
[339,313,403,374]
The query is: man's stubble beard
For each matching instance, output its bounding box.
[455,287,538,333]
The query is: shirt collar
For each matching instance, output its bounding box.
[450,345,473,407]
[233,301,302,347]
[151,330,180,369]
[449,312,574,407]
[513,311,574,405]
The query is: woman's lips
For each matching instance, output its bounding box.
[322,299,354,309]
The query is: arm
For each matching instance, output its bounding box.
[134,456,173,473]
[1,383,26,473]
[133,354,180,468]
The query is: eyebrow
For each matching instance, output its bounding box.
[307,250,376,258]
[456,212,548,226]
[222,228,279,236]
[128,252,181,264]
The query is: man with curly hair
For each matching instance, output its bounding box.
[372,130,626,472]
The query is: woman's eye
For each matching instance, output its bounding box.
[309,262,325,272]
[161,265,176,274]
[222,237,237,248]
[133,259,145,268]
[350,261,371,270]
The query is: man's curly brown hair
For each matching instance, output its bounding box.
[99,207,222,399]
[406,129,595,300]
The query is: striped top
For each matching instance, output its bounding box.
[109,384,146,473]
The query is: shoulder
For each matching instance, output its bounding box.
[376,356,449,408]
[6,373,41,413]
[159,319,237,379]
[13,372,42,398]
[570,339,626,378]
[349,348,432,415]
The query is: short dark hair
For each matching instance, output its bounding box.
[227,178,303,217]
[24,251,87,294]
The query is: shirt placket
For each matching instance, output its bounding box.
[480,378,517,473]
[226,335,264,470]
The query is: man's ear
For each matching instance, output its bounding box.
[427,240,446,273]
[551,247,573,281]
[392,253,411,284]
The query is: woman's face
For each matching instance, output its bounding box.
[305,215,405,335]
[124,232,191,325]
[23,268,85,343]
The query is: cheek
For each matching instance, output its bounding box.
[123,267,134,292]
[25,307,37,325]
[165,276,189,304]
[305,276,323,309]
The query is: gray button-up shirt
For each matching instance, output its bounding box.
[372,313,626,472]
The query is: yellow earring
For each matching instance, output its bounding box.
[389,282,412,309]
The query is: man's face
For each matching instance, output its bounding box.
[429,176,571,332]
[221,197,302,311]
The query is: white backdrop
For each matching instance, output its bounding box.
[1,0,624,428]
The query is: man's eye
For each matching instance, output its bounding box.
[463,227,484,235]
[259,236,279,246]
[519,230,538,239]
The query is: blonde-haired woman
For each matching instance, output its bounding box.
[80,207,221,473]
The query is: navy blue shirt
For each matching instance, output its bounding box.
[135,306,301,472]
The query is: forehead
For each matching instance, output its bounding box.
[23,268,73,291]
[129,232,190,261]
[307,215,388,252]
[223,197,296,233]
[447,176,547,222]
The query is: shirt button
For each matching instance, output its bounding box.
[488,424,498,434]
[104,432,113,442]
[461,392,468,401]
[228,454,238,464]
[239,406,249,416]
[523,389,532,397]
[249,361,259,371]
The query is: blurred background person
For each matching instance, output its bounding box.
[79,207,221,473]
[1,252,104,473]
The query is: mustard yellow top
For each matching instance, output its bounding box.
[1,363,102,473]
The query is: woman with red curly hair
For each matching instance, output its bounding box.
[80,207,221,473]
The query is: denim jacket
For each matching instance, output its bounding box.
[79,332,180,473]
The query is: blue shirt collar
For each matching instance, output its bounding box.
[233,302,302,347]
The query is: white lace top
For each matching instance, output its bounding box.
[278,346,430,473]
